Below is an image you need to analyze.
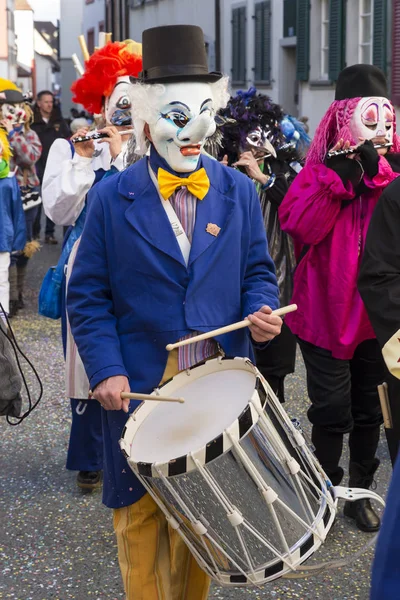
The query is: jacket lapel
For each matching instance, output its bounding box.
[189,185,236,266]
[122,161,187,268]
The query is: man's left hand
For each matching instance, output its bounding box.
[247,306,282,343]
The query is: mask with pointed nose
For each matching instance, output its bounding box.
[349,96,394,146]
[148,82,216,173]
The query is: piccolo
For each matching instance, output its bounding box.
[71,129,135,144]
[326,142,392,159]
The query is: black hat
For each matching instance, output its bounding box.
[0,88,25,105]
[335,64,388,101]
[140,25,222,83]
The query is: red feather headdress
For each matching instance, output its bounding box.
[71,42,142,114]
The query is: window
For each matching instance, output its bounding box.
[99,21,105,33]
[87,28,95,55]
[254,1,271,83]
[283,0,297,37]
[359,0,373,63]
[320,0,329,78]
[232,6,246,84]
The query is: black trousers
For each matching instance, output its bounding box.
[298,338,384,483]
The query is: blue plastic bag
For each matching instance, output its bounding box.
[38,206,87,319]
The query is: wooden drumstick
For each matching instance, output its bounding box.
[120,392,184,404]
[377,383,393,429]
[166,304,297,351]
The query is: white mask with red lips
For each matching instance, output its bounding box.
[349,96,394,146]
[1,102,27,126]
[148,82,216,173]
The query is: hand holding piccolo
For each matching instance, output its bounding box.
[72,129,135,144]
[166,304,297,351]
[326,142,392,159]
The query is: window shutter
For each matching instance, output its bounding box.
[373,0,387,73]
[328,0,346,82]
[232,6,246,83]
[393,0,400,104]
[296,0,310,81]
[254,1,271,83]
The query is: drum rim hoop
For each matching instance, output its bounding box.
[120,356,268,477]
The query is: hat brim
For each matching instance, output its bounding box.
[140,71,223,84]
[0,89,25,104]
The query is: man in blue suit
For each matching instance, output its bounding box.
[67,25,281,600]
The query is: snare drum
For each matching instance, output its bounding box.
[120,357,337,586]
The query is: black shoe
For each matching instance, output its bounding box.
[343,498,380,532]
[8,300,19,318]
[76,470,102,491]
[45,236,58,245]
[17,293,25,310]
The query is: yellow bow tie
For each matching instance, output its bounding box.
[157,167,210,201]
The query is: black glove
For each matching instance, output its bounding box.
[325,155,364,187]
[357,139,379,178]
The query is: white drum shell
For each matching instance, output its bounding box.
[120,357,337,586]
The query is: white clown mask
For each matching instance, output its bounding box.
[148,82,216,173]
[350,97,394,146]
[104,76,134,127]
[1,102,27,127]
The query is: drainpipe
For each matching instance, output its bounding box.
[215,0,221,71]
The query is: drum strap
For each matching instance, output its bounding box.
[148,165,191,266]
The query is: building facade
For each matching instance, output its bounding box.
[59,0,84,115]
[0,0,17,81]
[221,0,391,134]
[14,0,35,93]
[129,0,217,71]
[83,0,106,54]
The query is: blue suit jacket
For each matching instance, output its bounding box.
[67,155,279,508]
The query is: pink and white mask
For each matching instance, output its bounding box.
[148,82,216,173]
[350,96,394,147]
[104,76,134,127]
[1,102,27,126]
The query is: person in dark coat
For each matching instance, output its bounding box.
[357,149,400,600]
[31,90,70,243]
[218,88,310,402]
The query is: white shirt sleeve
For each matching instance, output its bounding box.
[111,151,125,172]
[42,139,96,226]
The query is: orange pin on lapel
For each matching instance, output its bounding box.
[206,223,221,237]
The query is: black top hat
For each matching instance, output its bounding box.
[140,25,222,83]
[335,64,388,101]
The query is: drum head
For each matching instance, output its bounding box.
[124,358,263,470]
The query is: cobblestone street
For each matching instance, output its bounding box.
[0,229,392,600]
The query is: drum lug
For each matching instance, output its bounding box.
[286,457,301,475]
[166,515,180,530]
[227,508,244,527]
[262,488,278,504]
[192,520,208,535]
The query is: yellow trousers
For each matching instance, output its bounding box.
[113,350,211,600]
